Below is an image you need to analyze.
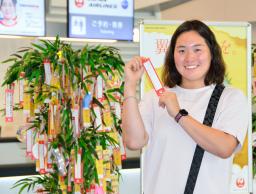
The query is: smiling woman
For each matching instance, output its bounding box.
[122,20,249,194]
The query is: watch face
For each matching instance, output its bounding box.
[180,109,188,116]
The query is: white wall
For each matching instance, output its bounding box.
[159,0,256,44]
[161,0,256,22]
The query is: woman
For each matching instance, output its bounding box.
[122,20,249,194]
[0,0,17,27]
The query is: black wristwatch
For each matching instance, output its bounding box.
[174,109,188,123]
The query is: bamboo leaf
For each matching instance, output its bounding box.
[92,97,104,109]
[106,93,118,102]
[1,58,17,63]
[10,53,22,58]
[31,43,47,52]
[18,183,29,194]
[17,47,31,53]
[106,87,122,94]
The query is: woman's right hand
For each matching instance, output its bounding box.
[124,56,144,87]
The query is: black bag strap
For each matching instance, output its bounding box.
[184,84,225,194]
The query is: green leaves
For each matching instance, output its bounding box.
[3,36,125,193]
[12,175,60,194]
[2,60,22,86]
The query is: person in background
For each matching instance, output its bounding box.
[122,20,249,194]
[0,0,17,27]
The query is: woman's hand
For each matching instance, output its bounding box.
[124,56,144,87]
[159,91,180,118]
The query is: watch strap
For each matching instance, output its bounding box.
[175,112,183,123]
[175,109,188,123]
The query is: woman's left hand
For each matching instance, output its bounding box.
[158,91,180,118]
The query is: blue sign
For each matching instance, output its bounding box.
[68,0,134,41]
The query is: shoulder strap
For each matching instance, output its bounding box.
[184,84,225,194]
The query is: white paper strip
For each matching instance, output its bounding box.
[26,128,33,158]
[142,58,165,96]
[74,149,83,183]
[5,89,14,122]
[72,105,80,137]
[44,59,52,85]
[19,79,24,105]
[38,135,46,174]
[96,76,104,102]
[94,106,102,131]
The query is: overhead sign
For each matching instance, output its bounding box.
[68,0,134,40]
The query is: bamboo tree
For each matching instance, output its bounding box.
[2,36,125,193]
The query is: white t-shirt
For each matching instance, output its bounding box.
[139,84,249,194]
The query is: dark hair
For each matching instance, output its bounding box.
[162,20,226,87]
[0,0,17,7]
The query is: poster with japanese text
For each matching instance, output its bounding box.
[140,21,252,193]
[0,0,45,36]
